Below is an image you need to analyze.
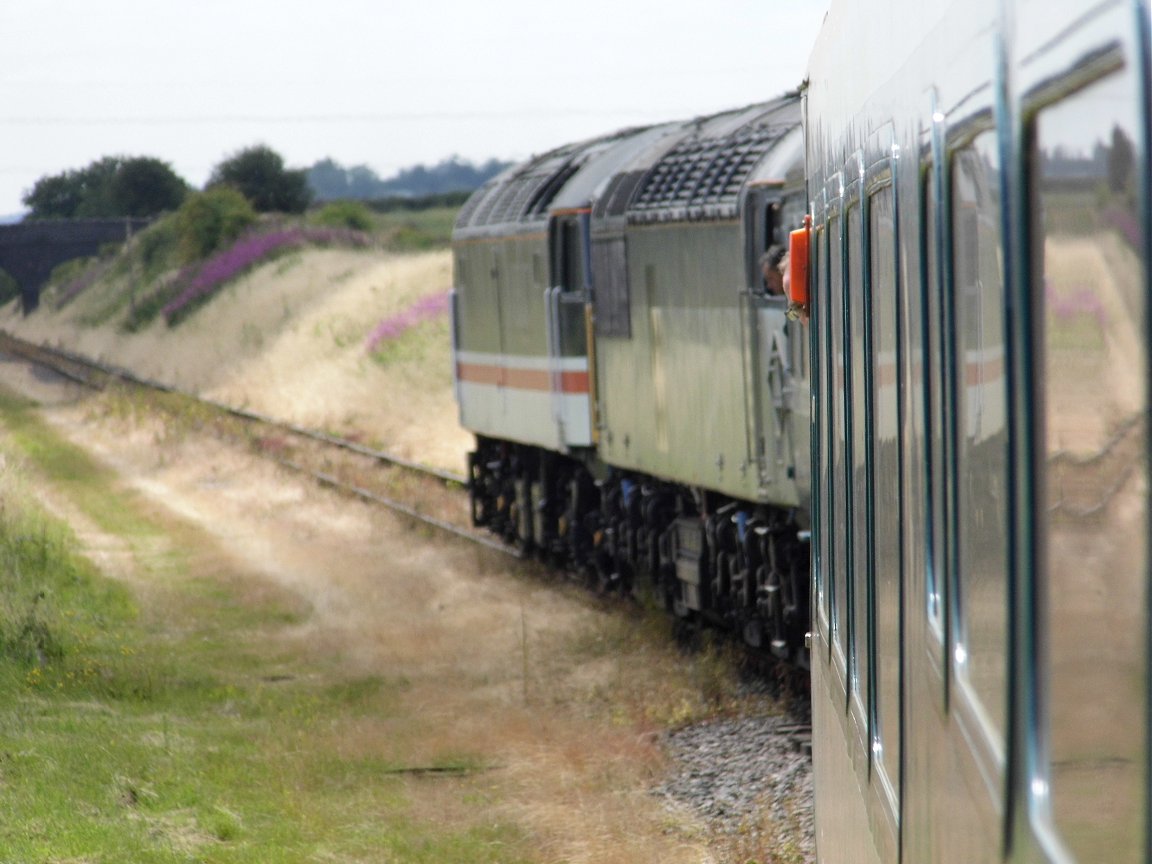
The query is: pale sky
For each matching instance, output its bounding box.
[0,1,829,218]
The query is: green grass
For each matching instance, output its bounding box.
[374,207,457,251]
[369,316,453,377]
[0,390,156,539]
[0,390,533,863]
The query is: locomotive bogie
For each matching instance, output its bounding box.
[464,431,811,661]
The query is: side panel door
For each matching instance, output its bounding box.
[547,212,594,447]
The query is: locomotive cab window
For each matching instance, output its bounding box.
[745,185,784,297]
[552,216,586,293]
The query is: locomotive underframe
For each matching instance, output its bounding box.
[469,434,811,666]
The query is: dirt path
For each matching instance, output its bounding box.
[0,358,720,864]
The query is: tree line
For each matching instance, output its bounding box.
[307,156,510,201]
[21,147,511,221]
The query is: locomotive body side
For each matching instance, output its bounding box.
[594,101,808,507]
[805,0,1151,861]
[452,97,814,659]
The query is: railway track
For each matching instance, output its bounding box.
[0,331,812,693]
[0,331,518,558]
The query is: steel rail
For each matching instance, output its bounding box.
[0,330,515,557]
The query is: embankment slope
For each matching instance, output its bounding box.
[0,247,473,473]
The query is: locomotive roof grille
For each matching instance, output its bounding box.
[457,125,651,230]
[459,148,581,229]
[525,162,581,218]
[478,170,547,226]
[454,100,798,231]
[453,181,491,229]
[629,120,795,222]
[592,169,648,220]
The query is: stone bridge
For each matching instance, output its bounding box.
[0,218,151,313]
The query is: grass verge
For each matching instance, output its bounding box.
[0,389,533,863]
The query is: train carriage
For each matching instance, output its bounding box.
[804,0,1151,860]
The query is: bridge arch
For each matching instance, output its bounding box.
[0,219,150,313]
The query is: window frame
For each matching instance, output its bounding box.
[865,161,902,815]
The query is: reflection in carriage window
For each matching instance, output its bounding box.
[847,203,868,711]
[828,214,848,657]
[923,179,944,637]
[950,131,1008,748]
[869,185,900,798]
[1034,70,1147,864]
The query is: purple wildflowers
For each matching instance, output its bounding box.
[1045,279,1107,329]
[162,226,371,324]
[55,259,113,309]
[365,291,451,353]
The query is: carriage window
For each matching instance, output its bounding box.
[828,213,848,658]
[813,223,830,628]
[1033,70,1146,863]
[792,317,807,380]
[923,180,946,641]
[950,131,1008,745]
[846,202,869,712]
[869,184,900,799]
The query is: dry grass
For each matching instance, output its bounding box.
[0,247,472,473]
[25,387,743,863]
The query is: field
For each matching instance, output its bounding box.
[0,223,801,863]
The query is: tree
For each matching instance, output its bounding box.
[307,158,352,200]
[305,156,514,202]
[112,157,190,218]
[22,173,85,220]
[1107,124,1135,197]
[175,187,257,262]
[22,156,188,220]
[208,145,313,214]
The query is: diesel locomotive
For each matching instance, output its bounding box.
[451,96,812,662]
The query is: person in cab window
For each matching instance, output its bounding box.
[760,245,787,296]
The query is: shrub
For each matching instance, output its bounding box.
[132,216,181,282]
[312,200,375,232]
[175,187,257,263]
